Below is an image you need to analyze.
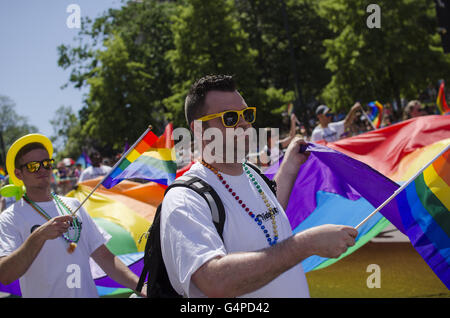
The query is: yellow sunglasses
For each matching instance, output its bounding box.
[197,107,256,128]
[20,159,55,173]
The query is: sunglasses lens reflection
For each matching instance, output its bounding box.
[24,159,54,173]
[223,112,239,127]
[243,109,255,123]
[26,162,40,173]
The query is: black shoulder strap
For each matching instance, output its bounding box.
[165,175,226,240]
[245,161,277,196]
[135,176,226,295]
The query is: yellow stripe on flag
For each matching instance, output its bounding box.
[142,148,176,161]
[125,149,141,163]
[423,160,450,211]
[68,185,151,251]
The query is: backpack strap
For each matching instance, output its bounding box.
[245,161,277,196]
[166,176,226,240]
[135,175,226,295]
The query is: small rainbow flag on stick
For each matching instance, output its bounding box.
[367,101,384,128]
[71,125,167,216]
[102,124,176,189]
[436,81,450,115]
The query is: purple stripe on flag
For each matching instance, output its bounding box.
[95,258,144,288]
[397,189,450,288]
[265,143,403,232]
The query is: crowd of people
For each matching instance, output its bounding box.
[0,73,445,298]
[1,92,442,212]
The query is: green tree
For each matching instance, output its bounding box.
[0,95,38,168]
[49,105,83,161]
[58,0,176,153]
[318,0,450,113]
[235,0,332,106]
[165,0,293,129]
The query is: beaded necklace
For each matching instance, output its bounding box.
[199,161,279,246]
[23,193,81,253]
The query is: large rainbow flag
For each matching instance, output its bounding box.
[436,81,450,115]
[102,124,177,189]
[396,146,449,288]
[367,101,383,128]
[266,115,450,276]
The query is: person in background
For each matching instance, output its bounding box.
[78,150,112,183]
[259,113,298,167]
[310,103,360,142]
[402,100,426,120]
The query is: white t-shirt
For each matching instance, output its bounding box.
[160,162,310,298]
[0,196,110,298]
[310,120,346,142]
[78,165,112,182]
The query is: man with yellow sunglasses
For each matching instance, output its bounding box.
[0,134,145,297]
[160,75,357,298]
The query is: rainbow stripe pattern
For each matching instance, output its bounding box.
[436,81,450,115]
[396,146,450,288]
[0,167,5,180]
[102,130,176,189]
[368,101,383,128]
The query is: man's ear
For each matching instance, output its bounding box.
[14,168,24,181]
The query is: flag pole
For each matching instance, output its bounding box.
[355,143,450,230]
[70,125,153,216]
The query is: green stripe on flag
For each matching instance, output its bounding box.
[415,174,450,237]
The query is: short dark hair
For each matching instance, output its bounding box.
[14,142,47,169]
[184,74,236,127]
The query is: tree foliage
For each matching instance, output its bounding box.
[54,0,450,156]
[318,0,450,112]
[0,96,38,167]
[0,96,38,150]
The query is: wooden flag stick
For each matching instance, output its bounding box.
[70,125,153,216]
[355,143,450,230]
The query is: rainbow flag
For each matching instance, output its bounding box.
[0,167,5,180]
[367,101,384,128]
[436,81,450,115]
[75,151,91,169]
[287,102,294,115]
[396,145,450,289]
[102,125,176,189]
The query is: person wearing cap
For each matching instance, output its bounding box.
[310,102,361,143]
[0,134,145,297]
[402,100,426,121]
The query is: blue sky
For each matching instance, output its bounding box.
[0,0,123,137]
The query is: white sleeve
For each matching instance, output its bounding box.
[0,211,22,257]
[310,127,322,142]
[160,186,226,297]
[332,120,346,138]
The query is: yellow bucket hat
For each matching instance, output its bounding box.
[6,134,53,187]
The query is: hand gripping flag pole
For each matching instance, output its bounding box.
[70,125,155,217]
[355,143,450,230]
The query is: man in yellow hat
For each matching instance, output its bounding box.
[0,134,145,297]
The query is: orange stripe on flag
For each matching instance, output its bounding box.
[432,149,450,187]
[135,139,150,154]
